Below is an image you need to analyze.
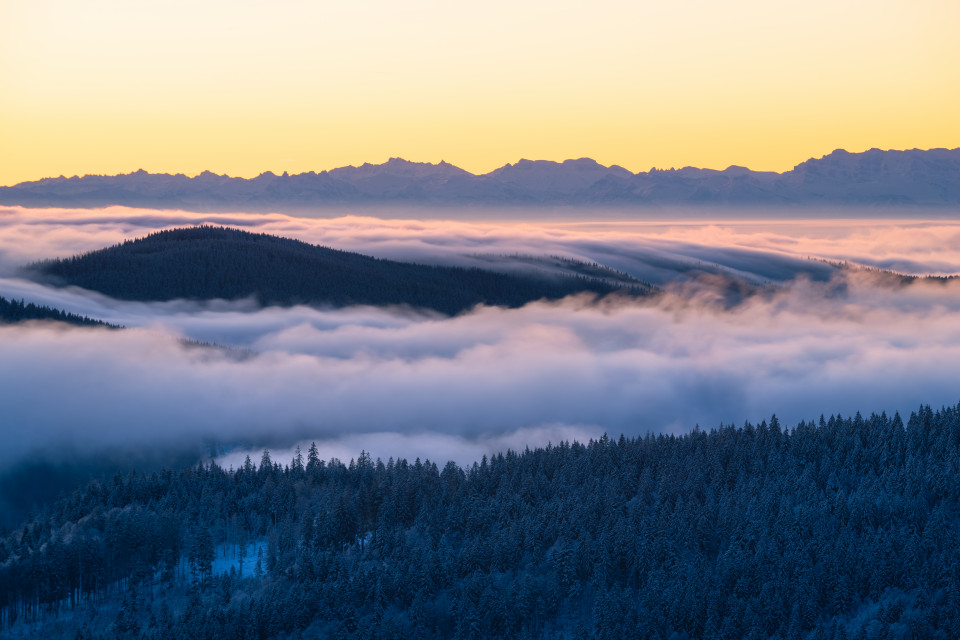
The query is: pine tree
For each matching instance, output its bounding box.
[292,446,304,476]
[306,442,321,474]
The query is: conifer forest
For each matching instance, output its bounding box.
[3,406,960,639]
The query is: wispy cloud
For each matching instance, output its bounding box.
[3,206,960,281]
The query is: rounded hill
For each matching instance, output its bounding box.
[29,226,649,314]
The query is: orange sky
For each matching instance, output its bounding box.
[2,0,958,185]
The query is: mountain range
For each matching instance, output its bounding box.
[2,148,959,211]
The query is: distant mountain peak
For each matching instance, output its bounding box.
[562,158,605,169]
[332,157,471,181]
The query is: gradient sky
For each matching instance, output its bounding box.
[2,0,958,185]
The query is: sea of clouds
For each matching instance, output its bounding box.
[2,206,960,470]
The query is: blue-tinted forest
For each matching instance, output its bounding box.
[0,296,113,328]
[3,406,960,639]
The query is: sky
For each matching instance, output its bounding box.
[2,0,959,185]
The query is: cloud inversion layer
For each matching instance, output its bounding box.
[1,206,959,469]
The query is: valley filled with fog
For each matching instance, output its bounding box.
[2,206,959,473]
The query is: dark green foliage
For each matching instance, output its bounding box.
[28,226,651,314]
[0,295,114,327]
[4,405,960,638]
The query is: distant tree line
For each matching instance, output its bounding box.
[0,295,114,327]
[28,226,651,315]
[3,405,960,639]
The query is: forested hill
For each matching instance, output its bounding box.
[4,405,960,639]
[0,295,114,327]
[27,226,651,314]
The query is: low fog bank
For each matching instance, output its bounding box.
[214,425,607,474]
[3,270,960,476]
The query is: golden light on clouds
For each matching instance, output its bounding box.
[2,0,958,184]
